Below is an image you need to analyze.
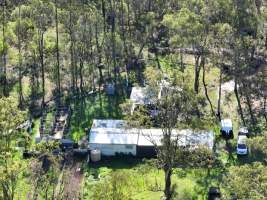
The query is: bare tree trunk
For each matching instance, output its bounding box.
[202,57,215,116]
[120,0,129,88]
[244,90,256,125]
[164,168,172,200]
[101,0,106,33]
[38,31,45,108]
[18,5,24,109]
[69,0,76,94]
[110,0,117,84]
[55,0,61,103]
[234,79,246,125]
[194,55,201,94]
[263,97,267,125]
[217,68,222,120]
[79,58,84,93]
[153,41,161,69]
[126,0,131,38]
[2,0,8,97]
[70,27,75,92]
[95,23,103,86]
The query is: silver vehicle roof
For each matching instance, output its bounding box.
[239,127,248,133]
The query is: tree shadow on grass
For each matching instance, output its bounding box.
[69,91,126,140]
[89,156,143,170]
[193,164,227,198]
[86,157,144,179]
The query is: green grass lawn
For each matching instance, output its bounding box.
[82,157,223,200]
[69,92,126,142]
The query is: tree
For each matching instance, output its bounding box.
[0,97,26,200]
[162,6,206,95]
[248,132,267,163]
[91,171,133,200]
[55,0,61,102]
[222,162,267,199]
[154,86,203,200]
[126,73,212,200]
[31,0,54,108]
[29,141,67,200]
[0,0,9,97]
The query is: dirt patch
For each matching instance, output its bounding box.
[63,157,84,200]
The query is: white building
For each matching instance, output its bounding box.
[89,120,138,156]
[129,81,182,114]
[89,120,214,157]
[130,87,158,114]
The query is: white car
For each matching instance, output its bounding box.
[236,135,248,155]
[238,127,249,137]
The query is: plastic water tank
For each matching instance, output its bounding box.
[90,149,101,162]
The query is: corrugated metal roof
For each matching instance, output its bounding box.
[137,129,214,149]
[89,120,214,150]
[130,87,157,105]
[90,130,139,145]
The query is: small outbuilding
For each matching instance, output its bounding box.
[220,119,233,138]
[89,120,138,156]
[130,87,158,114]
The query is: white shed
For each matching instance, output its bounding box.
[89,120,214,157]
[89,130,138,156]
[89,120,138,156]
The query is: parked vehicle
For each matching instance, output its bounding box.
[238,127,249,137]
[220,119,233,139]
[237,135,248,155]
[208,187,221,200]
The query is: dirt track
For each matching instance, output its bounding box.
[63,157,84,200]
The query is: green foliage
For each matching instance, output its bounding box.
[222,162,267,199]
[248,132,267,163]
[162,8,204,46]
[0,97,26,200]
[91,171,133,200]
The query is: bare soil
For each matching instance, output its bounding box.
[63,156,84,200]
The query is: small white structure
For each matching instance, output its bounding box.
[130,81,182,114]
[89,120,214,157]
[89,120,138,156]
[130,87,158,114]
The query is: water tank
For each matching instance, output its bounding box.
[90,149,101,162]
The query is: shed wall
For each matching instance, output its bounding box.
[90,143,137,156]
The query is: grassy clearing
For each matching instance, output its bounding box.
[82,157,223,200]
[69,92,125,142]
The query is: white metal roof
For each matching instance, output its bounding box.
[137,129,214,149]
[137,129,164,146]
[130,87,157,105]
[89,129,139,145]
[89,120,214,150]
